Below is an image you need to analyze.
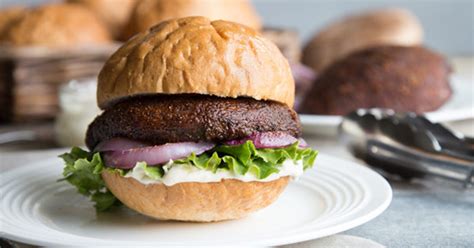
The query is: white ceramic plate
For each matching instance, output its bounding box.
[1,154,392,247]
[300,76,474,135]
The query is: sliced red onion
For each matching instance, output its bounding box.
[225,131,307,149]
[291,63,317,83]
[102,142,215,169]
[291,63,317,111]
[95,138,149,152]
[298,138,309,148]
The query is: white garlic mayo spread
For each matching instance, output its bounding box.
[124,159,304,186]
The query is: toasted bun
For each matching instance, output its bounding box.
[98,16,294,109]
[302,8,423,72]
[102,171,289,222]
[2,3,111,47]
[121,0,261,40]
[67,0,137,39]
[0,6,25,40]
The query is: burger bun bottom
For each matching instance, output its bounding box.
[102,171,290,222]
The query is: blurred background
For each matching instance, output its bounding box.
[2,0,473,55]
[0,0,472,148]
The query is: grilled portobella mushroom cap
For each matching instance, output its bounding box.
[300,45,452,115]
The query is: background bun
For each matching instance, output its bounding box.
[0,6,25,40]
[302,8,423,72]
[300,45,452,115]
[121,0,261,40]
[2,3,111,47]
[102,171,289,222]
[98,16,294,108]
[67,0,137,39]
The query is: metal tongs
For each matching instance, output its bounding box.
[339,109,474,187]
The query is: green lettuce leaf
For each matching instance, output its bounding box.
[176,152,222,173]
[176,141,318,179]
[60,142,318,211]
[59,147,122,211]
[135,161,164,179]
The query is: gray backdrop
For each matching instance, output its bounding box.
[1,0,473,55]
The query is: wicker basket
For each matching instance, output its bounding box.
[0,44,119,123]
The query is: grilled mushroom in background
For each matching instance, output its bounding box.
[302,8,423,73]
[299,45,452,115]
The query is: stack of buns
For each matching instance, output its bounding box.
[1,0,264,44]
[0,3,115,122]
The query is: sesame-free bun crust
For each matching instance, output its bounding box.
[302,8,423,72]
[98,16,294,108]
[102,171,289,222]
[2,3,111,47]
[121,0,261,40]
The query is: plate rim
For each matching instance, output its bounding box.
[0,154,392,246]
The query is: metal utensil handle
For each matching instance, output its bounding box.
[366,140,474,187]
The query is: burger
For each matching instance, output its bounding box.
[60,17,317,222]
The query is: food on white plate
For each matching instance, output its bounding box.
[302,8,423,72]
[60,16,318,222]
[299,45,452,115]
